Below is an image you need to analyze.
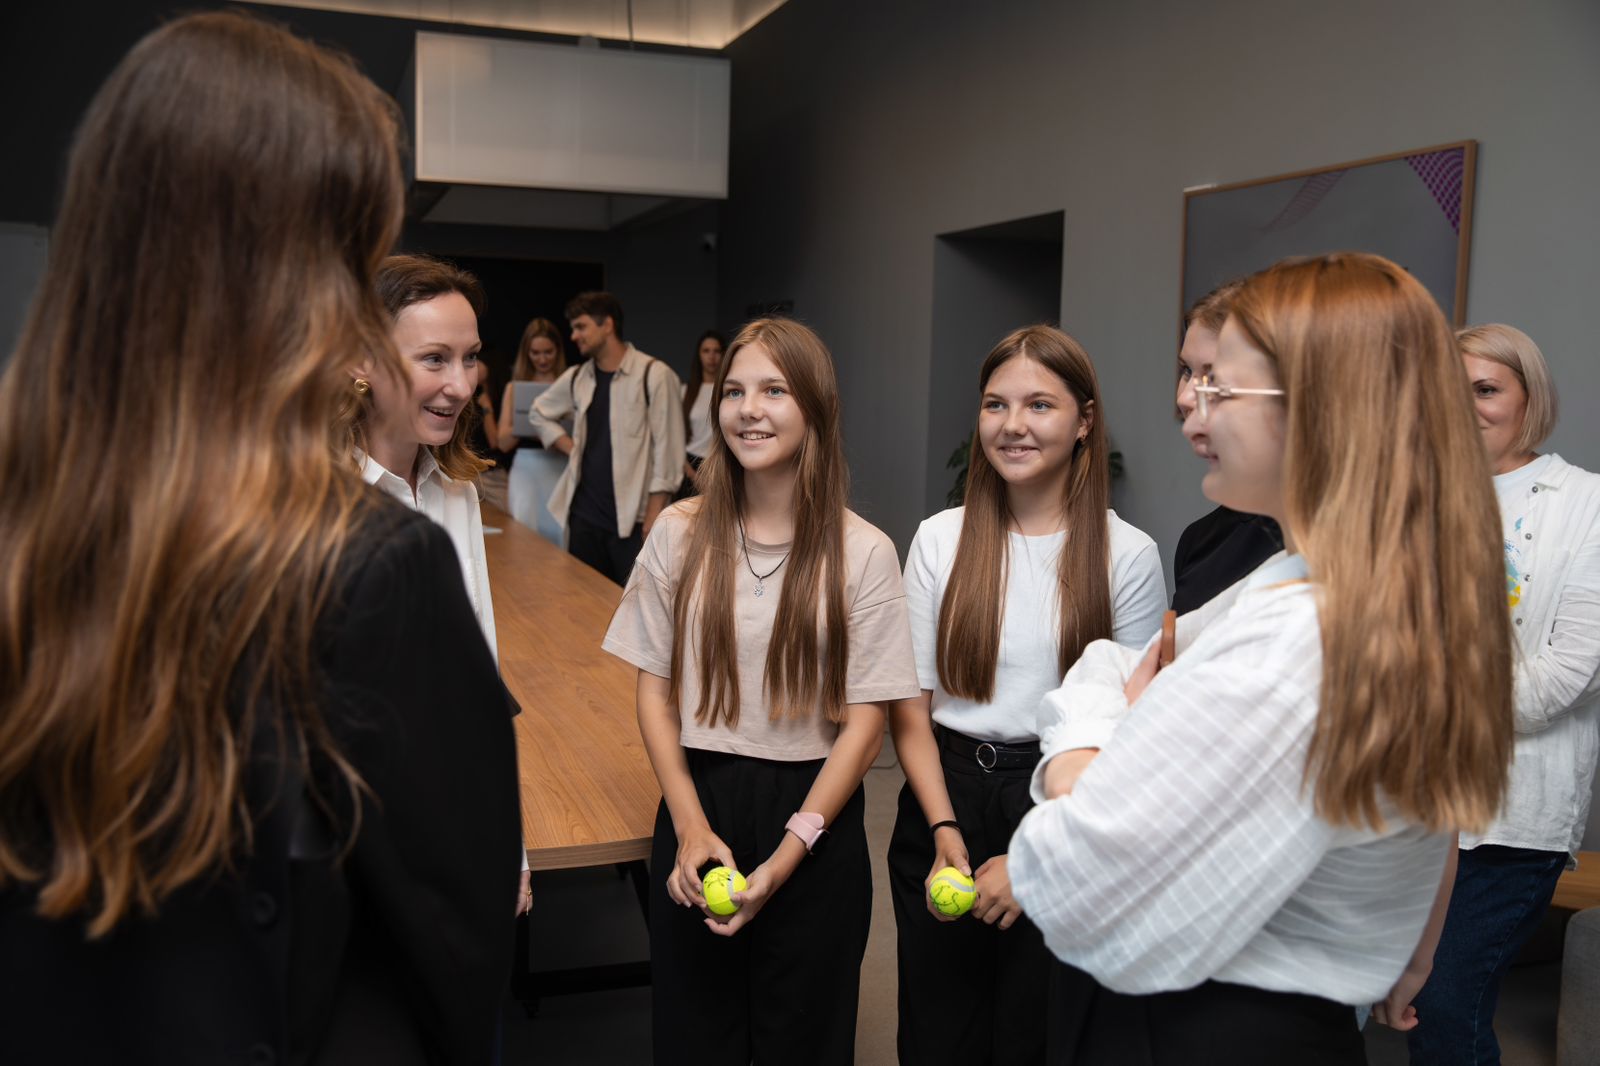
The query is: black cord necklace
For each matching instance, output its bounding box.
[738,515,791,598]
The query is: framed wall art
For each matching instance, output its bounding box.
[1181,141,1476,327]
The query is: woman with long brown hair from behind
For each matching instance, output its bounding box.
[0,13,519,1064]
[1010,253,1513,1063]
[887,325,1165,1063]
[601,318,921,1063]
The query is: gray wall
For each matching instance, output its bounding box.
[928,231,1062,514]
[721,0,1600,572]
[0,224,49,362]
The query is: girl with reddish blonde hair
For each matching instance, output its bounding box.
[1012,254,1513,1064]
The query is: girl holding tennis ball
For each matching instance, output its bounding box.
[603,318,921,1064]
[888,325,1166,1063]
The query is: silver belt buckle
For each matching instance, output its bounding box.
[975,742,998,773]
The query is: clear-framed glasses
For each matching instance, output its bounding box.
[1192,373,1286,424]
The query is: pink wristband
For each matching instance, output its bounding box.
[784,811,828,853]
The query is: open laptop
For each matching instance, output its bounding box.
[510,381,553,438]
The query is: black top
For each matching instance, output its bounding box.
[0,499,521,1066]
[1170,505,1284,615]
[570,366,618,532]
[468,390,514,471]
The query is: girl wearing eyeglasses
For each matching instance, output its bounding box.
[887,325,1166,1063]
[1172,283,1284,613]
[1011,253,1513,1065]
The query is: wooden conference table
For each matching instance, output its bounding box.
[481,502,659,1007]
[482,502,659,869]
[1555,852,1600,912]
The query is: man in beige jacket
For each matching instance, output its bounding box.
[530,291,685,584]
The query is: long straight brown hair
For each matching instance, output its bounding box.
[1232,253,1511,832]
[670,319,850,727]
[938,326,1113,701]
[0,12,405,935]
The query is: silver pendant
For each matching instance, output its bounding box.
[754,581,765,597]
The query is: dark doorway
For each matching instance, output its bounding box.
[449,255,605,399]
[926,212,1064,514]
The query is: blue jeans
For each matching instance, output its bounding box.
[1407,844,1567,1064]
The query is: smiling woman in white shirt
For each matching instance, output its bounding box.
[356,255,498,653]
[354,254,529,912]
[1009,253,1515,1065]
[1407,324,1600,1065]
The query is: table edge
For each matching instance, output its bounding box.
[527,837,653,872]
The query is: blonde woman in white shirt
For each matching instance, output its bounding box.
[355,254,530,912]
[1408,324,1600,1065]
[889,325,1165,1064]
[1010,253,1514,1064]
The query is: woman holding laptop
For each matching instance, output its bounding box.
[499,317,569,539]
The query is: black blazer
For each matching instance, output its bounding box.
[1,499,521,1066]
[1170,505,1284,615]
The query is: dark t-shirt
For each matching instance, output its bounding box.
[468,390,513,470]
[570,367,618,532]
[1170,505,1283,614]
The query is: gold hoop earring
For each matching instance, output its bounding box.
[353,378,371,396]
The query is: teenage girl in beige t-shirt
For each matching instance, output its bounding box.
[603,318,920,1065]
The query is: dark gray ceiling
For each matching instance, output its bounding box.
[0,1,705,227]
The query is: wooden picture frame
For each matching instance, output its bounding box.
[1180,140,1477,329]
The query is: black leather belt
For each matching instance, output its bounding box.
[937,726,1041,773]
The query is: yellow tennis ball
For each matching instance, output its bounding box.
[702,866,747,917]
[928,866,975,917]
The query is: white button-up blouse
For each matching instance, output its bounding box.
[1465,452,1600,860]
[1010,554,1452,1006]
[360,450,498,663]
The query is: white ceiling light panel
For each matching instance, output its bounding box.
[251,0,787,50]
[410,30,729,199]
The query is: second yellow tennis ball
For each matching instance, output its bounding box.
[928,866,976,917]
[703,866,747,916]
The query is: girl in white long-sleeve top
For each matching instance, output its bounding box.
[1010,253,1515,1065]
[1408,324,1600,1065]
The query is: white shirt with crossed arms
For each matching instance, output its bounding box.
[1009,553,1451,1006]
